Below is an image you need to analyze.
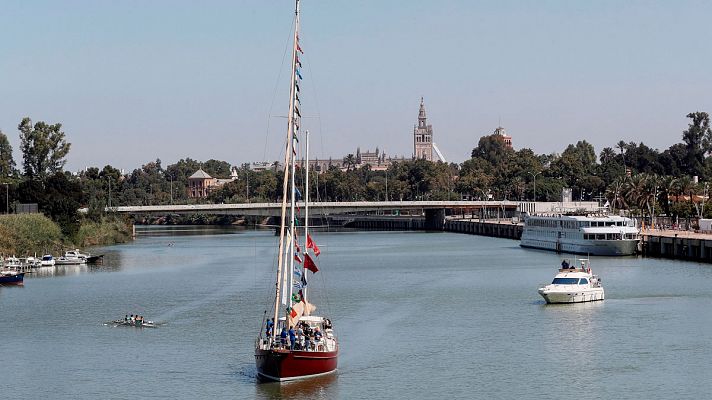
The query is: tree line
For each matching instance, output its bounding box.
[1,111,710,232]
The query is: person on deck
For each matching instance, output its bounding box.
[314,327,322,348]
[280,327,288,348]
[297,326,304,349]
[266,318,274,337]
[304,329,312,351]
[288,326,296,350]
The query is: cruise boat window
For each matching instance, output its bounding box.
[579,278,588,284]
[552,278,579,284]
[596,234,605,240]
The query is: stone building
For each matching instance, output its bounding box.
[413,97,434,161]
[187,168,237,199]
[493,126,513,148]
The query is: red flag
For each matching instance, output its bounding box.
[303,253,319,273]
[294,239,301,253]
[297,43,303,54]
[289,307,297,318]
[294,253,303,264]
[306,234,321,257]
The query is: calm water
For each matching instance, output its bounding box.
[1,227,711,399]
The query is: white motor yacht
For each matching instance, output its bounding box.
[538,259,604,304]
[40,255,56,267]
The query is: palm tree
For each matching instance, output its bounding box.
[658,176,677,216]
[343,154,356,171]
[616,140,628,170]
[606,176,628,213]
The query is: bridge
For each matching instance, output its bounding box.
[107,201,519,217]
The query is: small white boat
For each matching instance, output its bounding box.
[538,259,604,304]
[65,249,89,260]
[3,256,22,270]
[55,256,85,266]
[25,256,40,267]
[40,255,56,267]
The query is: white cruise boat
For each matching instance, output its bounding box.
[520,214,639,256]
[538,259,604,304]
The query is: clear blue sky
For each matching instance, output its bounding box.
[1,0,710,172]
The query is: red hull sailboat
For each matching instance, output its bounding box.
[255,0,338,382]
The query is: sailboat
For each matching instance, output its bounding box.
[254,0,338,382]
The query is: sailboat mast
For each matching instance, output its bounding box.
[303,129,310,312]
[272,0,300,339]
[288,122,297,321]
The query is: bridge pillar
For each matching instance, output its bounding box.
[424,209,445,231]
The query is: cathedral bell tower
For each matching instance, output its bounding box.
[413,97,433,161]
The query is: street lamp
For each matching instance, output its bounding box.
[527,171,541,201]
[385,170,389,202]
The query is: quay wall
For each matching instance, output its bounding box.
[641,232,712,263]
[336,215,522,239]
[331,215,712,264]
[444,219,522,240]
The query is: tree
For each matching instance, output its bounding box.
[202,159,232,178]
[0,129,16,177]
[343,154,357,171]
[681,111,712,179]
[18,117,71,180]
[471,134,514,166]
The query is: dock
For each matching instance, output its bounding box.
[640,229,712,262]
[335,215,712,264]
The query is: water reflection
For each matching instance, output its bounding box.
[135,225,251,237]
[25,251,123,279]
[255,373,337,399]
[540,301,604,362]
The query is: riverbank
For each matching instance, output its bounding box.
[0,214,132,255]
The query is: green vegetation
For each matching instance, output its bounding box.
[72,111,712,222]
[0,214,63,255]
[75,217,132,247]
[1,111,711,235]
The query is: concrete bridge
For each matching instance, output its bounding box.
[108,201,520,230]
[107,201,519,217]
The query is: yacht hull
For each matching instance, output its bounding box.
[539,288,604,304]
[520,239,638,256]
[255,348,338,382]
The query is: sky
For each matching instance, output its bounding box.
[1,0,711,172]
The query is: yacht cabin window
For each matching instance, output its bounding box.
[552,278,579,284]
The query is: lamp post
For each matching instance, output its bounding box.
[385,170,389,202]
[245,167,250,204]
[527,171,541,201]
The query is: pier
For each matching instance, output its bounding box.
[640,230,712,263]
[444,218,523,239]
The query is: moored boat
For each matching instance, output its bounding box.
[40,255,56,267]
[3,256,22,270]
[521,213,639,256]
[55,256,85,266]
[255,1,338,381]
[538,259,604,304]
[0,270,25,285]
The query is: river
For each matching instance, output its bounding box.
[1,226,711,399]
